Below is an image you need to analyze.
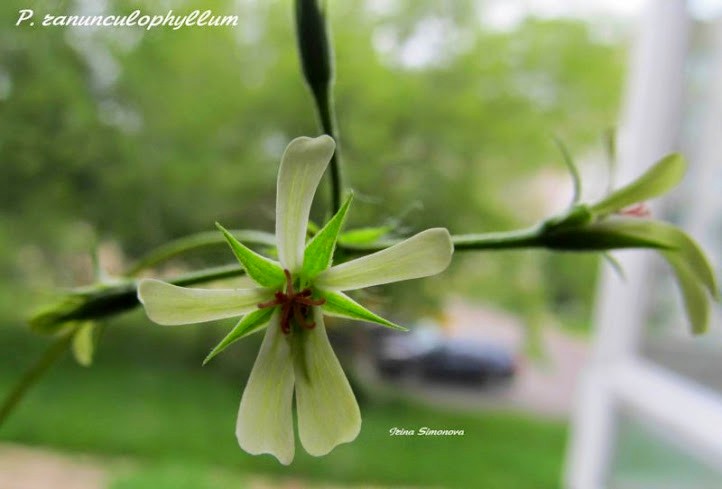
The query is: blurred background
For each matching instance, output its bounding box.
[1,0,721,488]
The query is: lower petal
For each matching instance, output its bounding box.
[294,308,361,456]
[236,311,296,464]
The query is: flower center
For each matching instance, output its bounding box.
[257,269,325,335]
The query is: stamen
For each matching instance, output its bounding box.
[255,269,326,334]
[296,296,326,307]
[283,269,294,295]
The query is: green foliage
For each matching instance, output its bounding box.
[0,0,624,332]
[0,360,567,489]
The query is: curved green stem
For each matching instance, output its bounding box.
[312,83,343,214]
[0,335,72,428]
[33,226,549,333]
[124,230,276,277]
[339,226,545,253]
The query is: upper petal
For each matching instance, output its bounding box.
[236,311,296,465]
[590,153,685,216]
[314,228,453,291]
[294,308,361,456]
[137,279,272,325]
[276,135,336,273]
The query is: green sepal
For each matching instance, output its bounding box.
[302,193,353,281]
[602,253,626,281]
[552,135,582,205]
[319,290,407,331]
[590,153,686,216]
[203,307,275,365]
[543,204,594,231]
[339,225,392,246]
[216,223,285,287]
[664,252,709,334]
[71,321,97,367]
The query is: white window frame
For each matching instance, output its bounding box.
[564,1,722,487]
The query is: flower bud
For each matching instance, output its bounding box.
[295,0,333,96]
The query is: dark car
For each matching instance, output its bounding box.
[419,338,516,385]
[373,325,517,386]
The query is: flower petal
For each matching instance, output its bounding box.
[236,311,296,465]
[276,135,336,272]
[294,308,361,456]
[580,218,718,297]
[315,228,453,291]
[664,251,710,334]
[137,279,272,325]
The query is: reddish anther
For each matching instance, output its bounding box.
[257,269,325,334]
[619,203,651,218]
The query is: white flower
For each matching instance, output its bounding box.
[137,135,454,464]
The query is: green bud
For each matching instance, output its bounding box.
[295,0,333,96]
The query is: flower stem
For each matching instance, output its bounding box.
[0,334,72,428]
[312,83,343,214]
[339,226,545,253]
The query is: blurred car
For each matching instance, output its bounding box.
[419,338,516,385]
[373,323,518,386]
[374,326,439,379]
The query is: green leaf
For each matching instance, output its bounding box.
[552,135,581,205]
[338,225,392,245]
[216,223,285,287]
[71,322,96,367]
[319,290,407,331]
[203,307,275,364]
[590,153,686,216]
[302,193,353,280]
[664,252,710,334]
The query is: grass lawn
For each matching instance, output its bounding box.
[0,337,567,489]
